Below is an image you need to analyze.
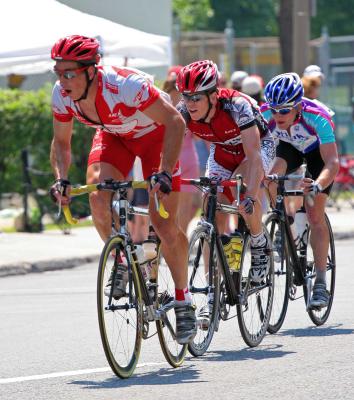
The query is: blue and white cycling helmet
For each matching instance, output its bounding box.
[264,73,304,108]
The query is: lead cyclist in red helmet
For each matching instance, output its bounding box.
[49,35,196,344]
[176,60,275,287]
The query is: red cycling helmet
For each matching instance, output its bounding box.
[176,60,219,94]
[51,35,100,65]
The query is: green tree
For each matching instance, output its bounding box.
[209,0,278,37]
[311,0,354,37]
[173,0,213,31]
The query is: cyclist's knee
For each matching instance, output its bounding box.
[154,219,184,247]
[89,191,110,216]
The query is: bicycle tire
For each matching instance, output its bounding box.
[264,213,290,333]
[155,245,188,367]
[97,236,143,379]
[304,213,336,325]
[187,226,220,357]
[236,229,274,347]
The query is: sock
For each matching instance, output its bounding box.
[251,231,266,247]
[175,287,192,304]
[315,269,326,285]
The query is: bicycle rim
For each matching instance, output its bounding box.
[264,213,290,333]
[305,214,336,325]
[97,236,143,379]
[236,231,274,347]
[155,247,187,367]
[187,227,220,357]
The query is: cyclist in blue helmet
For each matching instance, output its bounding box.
[261,72,339,309]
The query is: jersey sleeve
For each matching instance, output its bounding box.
[120,73,160,111]
[312,113,336,144]
[230,96,256,130]
[260,104,273,123]
[51,83,73,122]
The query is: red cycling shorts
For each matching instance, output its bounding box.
[88,126,181,191]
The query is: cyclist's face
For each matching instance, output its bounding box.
[272,106,299,129]
[183,92,211,121]
[54,61,89,100]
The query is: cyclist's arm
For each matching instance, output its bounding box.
[241,125,263,200]
[142,96,186,175]
[317,142,339,190]
[50,118,74,180]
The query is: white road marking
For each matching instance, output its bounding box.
[0,362,168,384]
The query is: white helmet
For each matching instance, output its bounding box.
[230,70,248,88]
[303,65,324,79]
[241,76,263,95]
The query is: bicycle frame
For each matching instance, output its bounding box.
[109,185,176,325]
[185,176,249,306]
[272,179,307,287]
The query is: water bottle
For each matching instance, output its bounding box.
[221,230,243,271]
[134,244,151,280]
[142,239,158,260]
[295,207,309,257]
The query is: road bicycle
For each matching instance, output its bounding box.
[264,173,336,333]
[182,176,274,356]
[63,179,187,378]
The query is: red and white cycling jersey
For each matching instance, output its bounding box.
[177,88,270,172]
[52,66,161,139]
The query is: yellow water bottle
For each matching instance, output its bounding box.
[221,231,243,271]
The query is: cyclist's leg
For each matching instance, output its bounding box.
[234,159,271,282]
[87,131,134,242]
[306,150,333,307]
[140,130,196,344]
[306,193,330,307]
[205,144,234,233]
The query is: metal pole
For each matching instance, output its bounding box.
[21,149,31,232]
[224,19,235,79]
[319,26,330,102]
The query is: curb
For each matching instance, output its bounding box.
[0,254,100,278]
[0,230,353,278]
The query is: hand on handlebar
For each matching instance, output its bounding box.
[49,179,71,205]
[149,171,172,195]
[301,178,323,195]
[239,196,256,215]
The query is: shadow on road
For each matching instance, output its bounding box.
[191,343,295,363]
[69,364,204,389]
[279,323,354,338]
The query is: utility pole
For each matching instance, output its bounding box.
[224,19,235,79]
[292,0,310,74]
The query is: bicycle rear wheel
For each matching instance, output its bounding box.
[304,213,336,325]
[97,236,143,379]
[155,247,187,367]
[236,229,274,347]
[264,213,290,333]
[187,226,220,357]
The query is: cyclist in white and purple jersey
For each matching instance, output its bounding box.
[261,72,339,309]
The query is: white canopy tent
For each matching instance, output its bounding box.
[0,0,171,76]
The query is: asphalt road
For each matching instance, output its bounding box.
[1,239,354,400]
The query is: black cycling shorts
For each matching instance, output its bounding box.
[276,140,333,195]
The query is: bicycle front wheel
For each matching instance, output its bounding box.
[304,213,336,325]
[155,247,188,367]
[187,226,220,357]
[236,229,274,347]
[97,236,143,379]
[264,213,290,333]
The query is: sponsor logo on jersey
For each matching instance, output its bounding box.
[133,82,148,103]
[105,82,119,94]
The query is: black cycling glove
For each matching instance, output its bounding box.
[240,196,256,215]
[49,178,71,203]
[150,171,172,194]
